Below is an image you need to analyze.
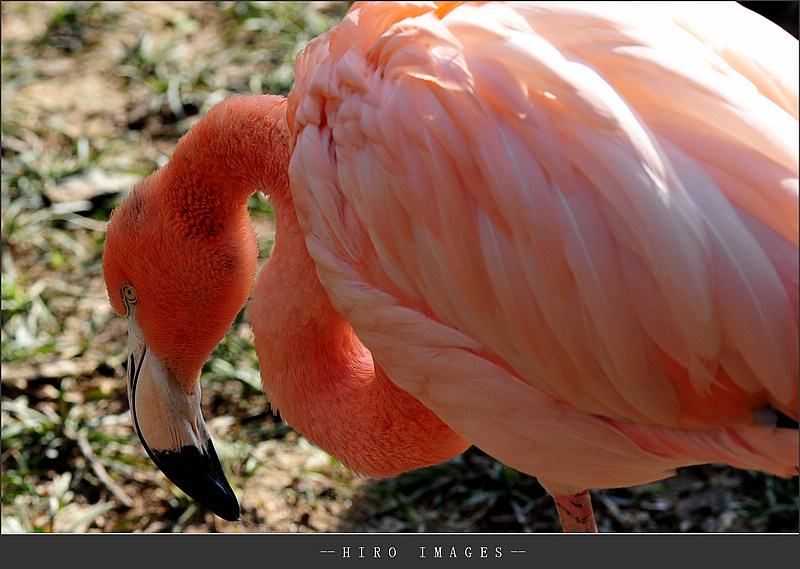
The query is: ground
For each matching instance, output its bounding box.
[1,1,798,534]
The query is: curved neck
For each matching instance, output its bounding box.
[131,95,290,381]
[250,173,468,478]
[178,94,468,476]
[167,94,292,211]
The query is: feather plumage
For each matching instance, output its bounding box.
[287,1,798,491]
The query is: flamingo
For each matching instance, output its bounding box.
[102,1,799,532]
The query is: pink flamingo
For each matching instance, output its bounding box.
[102,2,798,532]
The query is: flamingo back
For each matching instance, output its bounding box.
[284,1,798,490]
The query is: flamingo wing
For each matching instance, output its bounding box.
[287,1,798,491]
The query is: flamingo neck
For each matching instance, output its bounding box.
[166,94,292,211]
[172,94,468,476]
[250,180,469,478]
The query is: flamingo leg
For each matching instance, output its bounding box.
[553,490,598,533]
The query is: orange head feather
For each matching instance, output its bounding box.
[103,171,258,390]
[103,95,290,389]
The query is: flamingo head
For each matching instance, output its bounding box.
[103,153,259,521]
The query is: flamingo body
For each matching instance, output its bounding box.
[103,1,799,530]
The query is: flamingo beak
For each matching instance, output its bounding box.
[126,312,241,521]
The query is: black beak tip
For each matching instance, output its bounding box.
[150,445,241,522]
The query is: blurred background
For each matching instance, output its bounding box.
[1,1,798,533]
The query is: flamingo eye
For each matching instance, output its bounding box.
[122,285,137,304]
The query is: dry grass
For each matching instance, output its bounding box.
[1,1,798,534]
